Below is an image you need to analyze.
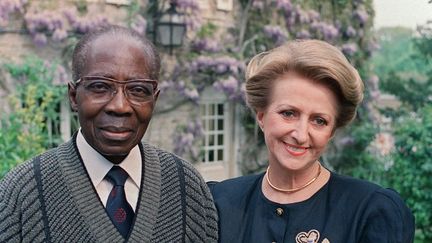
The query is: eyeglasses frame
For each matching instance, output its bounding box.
[70,75,159,105]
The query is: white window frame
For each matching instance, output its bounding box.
[200,101,229,163]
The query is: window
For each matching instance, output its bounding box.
[200,102,227,163]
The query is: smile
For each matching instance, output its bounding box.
[284,142,308,156]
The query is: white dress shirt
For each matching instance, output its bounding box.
[76,129,141,211]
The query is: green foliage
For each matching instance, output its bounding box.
[373,28,424,76]
[75,0,88,13]
[415,21,432,59]
[196,22,218,38]
[328,122,386,183]
[382,71,431,112]
[372,25,432,242]
[388,105,432,241]
[0,57,66,178]
[373,27,432,112]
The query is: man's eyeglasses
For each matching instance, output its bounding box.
[72,76,158,106]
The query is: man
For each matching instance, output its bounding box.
[0,25,218,242]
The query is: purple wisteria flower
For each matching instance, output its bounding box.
[190,56,244,75]
[213,76,242,101]
[173,0,201,30]
[307,10,320,22]
[173,119,204,158]
[32,33,47,47]
[353,8,369,25]
[296,29,311,39]
[263,25,287,45]
[345,26,356,38]
[160,79,201,103]
[22,7,111,45]
[173,132,194,156]
[296,9,310,24]
[252,1,264,10]
[275,0,292,14]
[25,11,65,34]
[62,8,78,25]
[341,43,358,56]
[183,88,199,102]
[158,80,176,92]
[310,21,339,41]
[190,56,211,73]
[63,8,110,34]
[52,28,68,42]
[72,15,110,34]
[0,0,27,26]
[187,118,204,138]
[191,38,221,53]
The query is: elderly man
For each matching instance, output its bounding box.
[0,25,218,242]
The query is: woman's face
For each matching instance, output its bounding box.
[256,72,338,172]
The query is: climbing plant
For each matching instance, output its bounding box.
[0,57,66,178]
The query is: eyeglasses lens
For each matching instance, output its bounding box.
[83,78,156,105]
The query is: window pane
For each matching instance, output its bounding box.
[218,103,224,115]
[209,150,214,162]
[209,134,215,146]
[217,119,224,130]
[202,119,207,130]
[199,149,206,161]
[209,104,215,115]
[218,134,223,145]
[217,149,224,161]
[209,120,215,131]
[200,104,206,116]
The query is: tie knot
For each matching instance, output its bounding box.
[106,166,129,186]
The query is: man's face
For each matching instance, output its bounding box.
[69,35,158,163]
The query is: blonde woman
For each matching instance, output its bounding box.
[209,40,414,243]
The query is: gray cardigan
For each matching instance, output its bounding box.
[0,138,218,242]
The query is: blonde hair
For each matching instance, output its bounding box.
[245,39,364,128]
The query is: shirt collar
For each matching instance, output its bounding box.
[76,129,142,188]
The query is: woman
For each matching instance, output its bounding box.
[209,40,414,243]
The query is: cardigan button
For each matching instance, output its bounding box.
[275,207,284,216]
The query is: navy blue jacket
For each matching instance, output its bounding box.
[209,172,414,243]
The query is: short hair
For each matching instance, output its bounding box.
[245,39,364,128]
[71,25,161,82]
